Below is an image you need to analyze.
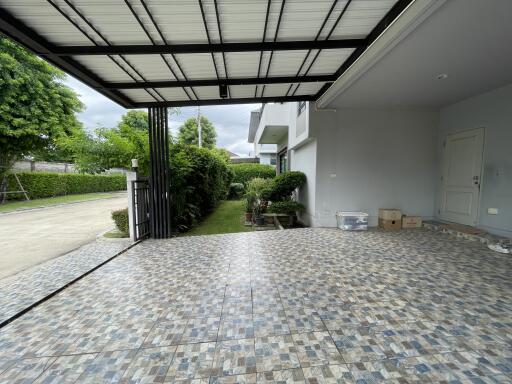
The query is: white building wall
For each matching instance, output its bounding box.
[309,108,438,227]
[437,83,512,237]
[290,140,317,226]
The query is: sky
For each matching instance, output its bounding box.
[65,76,260,156]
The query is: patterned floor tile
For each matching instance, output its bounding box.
[166,342,216,381]
[330,328,386,363]
[212,339,257,377]
[255,368,305,383]
[181,318,221,344]
[33,353,98,384]
[253,311,290,337]
[119,346,176,384]
[433,351,504,379]
[219,315,254,341]
[285,307,326,334]
[254,335,300,372]
[74,349,138,383]
[143,319,188,347]
[0,228,510,382]
[0,239,132,326]
[292,331,343,367]
[209,373,257,383]
[0,357,56,383]
[348,358,435,382]
[222,300,253,317]
[301,364,352,383]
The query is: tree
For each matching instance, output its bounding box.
[0,37,84,200]
[119,110,149,131]
[63,109,179,174]
[177,116,217,149]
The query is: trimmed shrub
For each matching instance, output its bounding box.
[170,144,232,230]
[229,163,275,185]
[6,172,126,200]
[268,201,305,215]
[263,171,306,202]
[246,177,273,196]
[112,208,129,234]
[245,191,257,213]
[228,183,245,200]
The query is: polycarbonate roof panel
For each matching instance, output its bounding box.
[72,56,135,82]
[331,0,398,38]
[0,0,404,106]
[306,48,355,75]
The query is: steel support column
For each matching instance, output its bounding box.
[148,107,172,238]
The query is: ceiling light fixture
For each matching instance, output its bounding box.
[436,73,449,80]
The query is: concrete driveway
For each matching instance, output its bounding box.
[0,193,128,279]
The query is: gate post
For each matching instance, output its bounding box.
[126,171,137,241]
[148,107,172,238]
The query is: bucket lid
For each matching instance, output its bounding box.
[336,211,369,216]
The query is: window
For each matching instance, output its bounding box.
[278,148,288,174]
[297,101,306,116]
[270,155,276,166]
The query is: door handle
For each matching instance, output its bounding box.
[473,175,479,185]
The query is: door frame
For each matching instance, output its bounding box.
[439,127,485,226]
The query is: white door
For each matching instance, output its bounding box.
[440,128,484,226]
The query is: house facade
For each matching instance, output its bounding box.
[248,109,277,166]
[251,0,512,237]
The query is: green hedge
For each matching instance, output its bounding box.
[112,208,129,234]
[171,144,232,230]
[6,172,126,200]
[228,163,275,185]
[263,171,306,202]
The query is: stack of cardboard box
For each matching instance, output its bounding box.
[378,209,402,230]
[378,209,422,230]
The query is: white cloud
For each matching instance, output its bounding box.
[65,76,259,156]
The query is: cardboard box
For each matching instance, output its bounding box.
[378,208,402,221]
[402,215,422,228]
[379,218,401,231]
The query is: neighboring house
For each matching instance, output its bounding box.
[251,0,512,238]
[226,150,239,159]
[248,109,277,166]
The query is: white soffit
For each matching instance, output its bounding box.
[320,0,512,109]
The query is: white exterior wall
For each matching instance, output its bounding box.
[309,108,438,227]
[437,83,512,237]
[290,140,317,226]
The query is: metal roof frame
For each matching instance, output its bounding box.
[0,0,414,108]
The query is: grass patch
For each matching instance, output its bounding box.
[104,229,129,238]
[0,192,124,213]
[183,200,252,236]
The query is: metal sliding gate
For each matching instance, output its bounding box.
[131,178,150,241]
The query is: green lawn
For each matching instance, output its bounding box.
[183,200,252,236]
[0,191,125,213]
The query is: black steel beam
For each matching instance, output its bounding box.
[135,95,316,108]
[0,8,134,108]
[315,0,414,100]
[261,0,286,97]
[104,75,333,89]
[254,0,272,98]
[148,106,172,238]
[49,39,365,56]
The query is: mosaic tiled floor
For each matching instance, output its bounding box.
[0,228,511,383]
[0,238,132,325]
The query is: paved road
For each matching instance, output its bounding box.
[0,194,128,279]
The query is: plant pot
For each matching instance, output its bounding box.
[245,212,253,222]
[255,216,265,226]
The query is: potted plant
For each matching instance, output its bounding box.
[253,198,265,226]
[267,200,305,227]
[245,191,256,222]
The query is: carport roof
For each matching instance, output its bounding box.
[0,0,412,108]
